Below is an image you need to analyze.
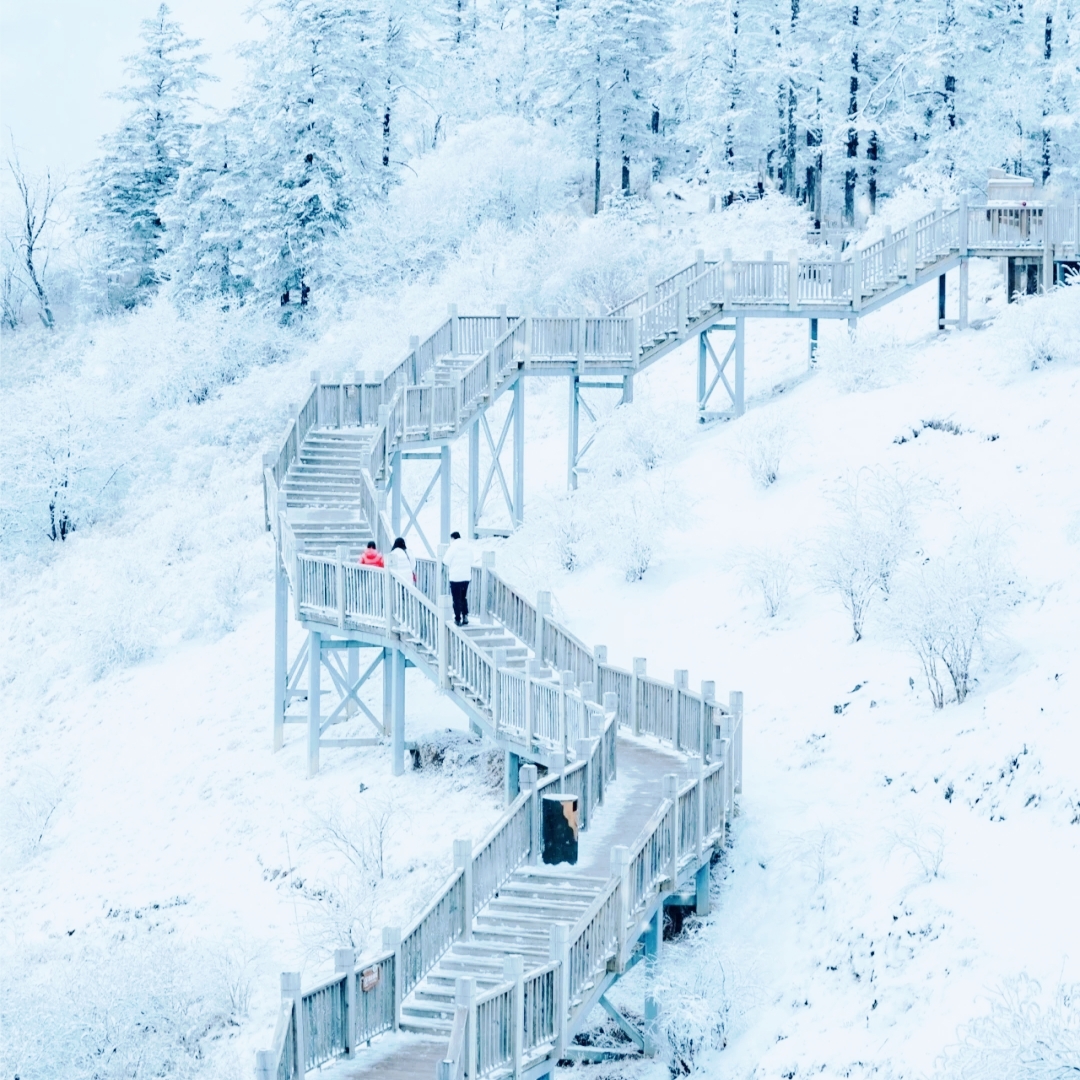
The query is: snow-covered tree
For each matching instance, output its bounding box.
[83,5,212,310]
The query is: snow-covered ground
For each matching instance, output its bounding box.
[3,197,1078,1077]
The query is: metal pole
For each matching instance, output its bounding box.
[512,376,524,527]
[440,444,451,545]
[958,260,969,330]
[734,317,745,416]
[274,546,288,751]
[697,330,707,407]
[382,646,392,736]
[345,642,359,719]
[567,374,580,490]
[308,630,321,778]
[468,419,479,539]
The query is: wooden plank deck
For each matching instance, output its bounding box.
[573,734,688,877]
[322,1034,447,1079]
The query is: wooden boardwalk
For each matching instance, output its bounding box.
[257,185,1072,1080]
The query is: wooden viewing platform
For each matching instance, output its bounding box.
[255,184,1074,1079]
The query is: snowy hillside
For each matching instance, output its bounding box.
[3,176,1079,1078]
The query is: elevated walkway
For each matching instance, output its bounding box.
[255,187,1073,1079]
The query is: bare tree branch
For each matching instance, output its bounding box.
[7,137,63,329]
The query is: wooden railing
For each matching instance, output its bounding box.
[257,707,621,1080]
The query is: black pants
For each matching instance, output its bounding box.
[450,580,470,623]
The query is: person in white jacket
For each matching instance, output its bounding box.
[387,536,415,585]
[445,530,473,625]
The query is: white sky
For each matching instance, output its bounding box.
[1,0,256,179]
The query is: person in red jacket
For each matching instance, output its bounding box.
[359,540,385,568]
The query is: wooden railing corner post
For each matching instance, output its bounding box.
[559,669,575,754]
[454,840,474,939]
[281,972,305,1076]
[455,976,477,1078]
[631,657,646,736]
[335,948,357,1056]
[438,595,453,689]
[504,954,525,1076]
[493,647,508,734]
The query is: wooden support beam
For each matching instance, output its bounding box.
[308,630,321,778]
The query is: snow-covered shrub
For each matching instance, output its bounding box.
[737,412,790,488]
[551,495,587,571]
[889,817,946,881]
[935,975,1080,1080]
[818,468,920,641]
[991,287,1080,374]
[820,325,909,393]
[0,932,232,1080]
[891,527,1018,706]
[740,547,794,617]
[612,488,668,582]
[0,766,62,865]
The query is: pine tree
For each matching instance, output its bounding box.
[231,0,384,306]
[83,4,212,310]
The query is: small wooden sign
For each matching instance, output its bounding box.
[361,966,381,992]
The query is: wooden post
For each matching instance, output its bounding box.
[788,249,799,311]
[274,546,288,751]
[455,977,477,1080]
[676,286,686,336]
[851,246,863,313]
[485,336,496,400]
[512,376,524,527]
[520,764,540,863]
[468,417,479,538]
[734,316,745,415]
[440,444,451,545]
[481,550,495,625]
[958,193,969,252]
[505,954,525,1077]
[631,657,646,736]
[959,260,969,330]
[674,669,688,750]
[281,972,305,1074]
[335,948,357,1055]
[700,680,715,761]
[535,591,551,662]
[549,923,571,1055]
[336,545,346,630]
[559,669,575,753]
[576,737,591,828]
[663,774,679,888]
[308,631,321,778]
[380,927,402,1030]
[525,663,535,756]
[454,839,473,939]
[567,374,580,490]
[697,330,707,407]
[493,647,507,734]
[382,647,393,736]
[730,689,744,794]
[1043,204,1054,295]
[611,844,631,970]
[690,755,704,868]
[392,647,406,776]
[643,909,662,1057]
[448,302,459,355]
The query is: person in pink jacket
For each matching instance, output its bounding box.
[359,541,384,568]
